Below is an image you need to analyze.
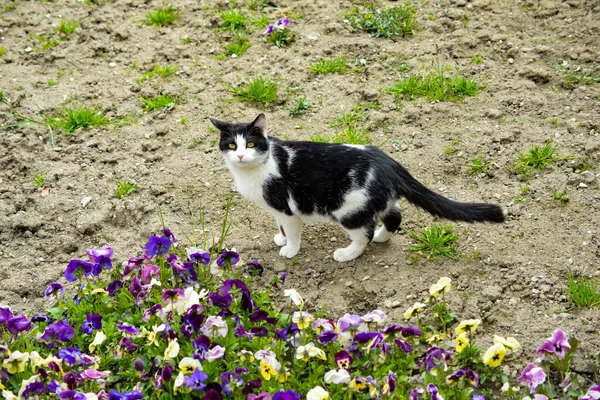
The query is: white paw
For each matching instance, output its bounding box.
[279,245,299,258]
[372,226,393,243]
[274,233,287,246]
[333,247,362,262]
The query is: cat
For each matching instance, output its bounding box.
[209,113,505,262]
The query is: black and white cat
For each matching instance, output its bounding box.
[209,113,504,262]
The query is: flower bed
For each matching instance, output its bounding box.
[0,227,597,399]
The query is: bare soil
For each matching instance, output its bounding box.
[1,0,599,379]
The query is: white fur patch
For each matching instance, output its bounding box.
[343,144,367,150]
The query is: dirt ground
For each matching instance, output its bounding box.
[0,0,599,379]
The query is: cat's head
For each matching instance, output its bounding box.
[209,113,269,169]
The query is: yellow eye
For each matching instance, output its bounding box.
[247,142,255,148]
[228,143,236,149]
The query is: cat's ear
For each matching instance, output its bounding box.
[249,113,267,136]
[208,117,231,133]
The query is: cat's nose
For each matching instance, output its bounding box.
[237,155,244,161]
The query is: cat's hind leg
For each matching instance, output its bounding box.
[373,204,402,243]
[273,219,287,247]
[277,214,302,258]
[334,219,376,262]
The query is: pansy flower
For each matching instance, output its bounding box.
[82,314,102,335]
[272,390,300,400]
[424,347,452,374]
[45,282,64,298]
[187,247,210,264]
[324,368,351,384]
[354,332,384,351]
[248,393,271,400]
[311,318,335,333]
[206,345,225,362]
[455,319,481,335]
[86,245,113,263]
[362,309,387,324]
[179,357,203,375]
[318,330,339,345]
[216,250,240,267]
[334,350,353,370]
[40,321,75,348]
[107,390,143,400]
[296,342,326,361]
[446,369,480,386]
[221,371,243,395]
[2,350,30,373]
[291,311,313,329]
[306,386,329,400]
[7,314,31,335]
[455,333,469,353]
[429,277,451,297]
[0,305,13,324]
[201,316,229,337]
[517,363,547,393]
[247,259,264,276]
[89,331,106,352]
[106,280,123,296]
[394,338,413,353]
[144,235,171,258]
[579,384,600,400]
[283,289,304,309]
[493,335,520,351]
[349,376,368,393]
[427,384,444,400]
[117,322,139,336]
[536,328,570,359]
[382,371,396,395]
[164,339,180,360]
[483,343,506,367]
[260,360,276,381]
[64,260,94,282]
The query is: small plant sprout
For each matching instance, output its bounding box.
[467,157,492,175]
[444,139,460,155]
[55,106,109,134]
[406,224,459,261]
[230,76,278,106]
[265,18,293,48]
[224,33,251,57]
[33,173,45,188]
[57,19,79,36]
[556,62,600,88]
[310,55,348,75]
[289,96,313,117]
[0,46,5,57]
[140,94,177,111]
[346,2,417,38]
[564,275,600,308]
[471,55,484,64]
[313,109,371,144]
[137,64,178,83]
[115,179,137,199]
[514,141,558,177]
[552,190,568,206]
[220,9,247,32]
[143,5,180,27]
[251,14,270,29]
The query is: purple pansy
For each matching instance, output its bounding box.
[209,291,233,308]
[58,348,82,365]
[32,313,51,323]
[217,251,240,267]
[22,381,45,398]
[91,255,112,276]
[248,393,271,400]
[167,253,186,273]
[40,321,75,347]
[117,322,139,336]
[162,288,184,304]
[382,371,396,395]
[248,259,264,277]
[45,282,64,297]
[424,347,452,374]
[107,280,123,296]
[86,246,113,262]
[338,314,365,333]
[579,384,600,400]
[186,368,209,391]
[187,247,210,265]
[58,391,87,400]
[318,330,339,345]
[82,314,102,335]
[354,332,383,350]
[517,363,547,393]
[143,303,163,322]
[144,235,171,258]
[427,384,443,400]
[446,369,480,386]
[107,390,143,400]
[161,227,178,243]
[335,350,353,370]
[0,305,13,324]
[272,390,301,400]
[536,328,571,359]
[394,338,413,352]
[64,260,94,282]
[141,264,160,284]
[221,371,244,395]
[7,313,31,334]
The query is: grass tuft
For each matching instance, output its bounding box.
[556,63,600,89]
[564,275,600,308]
[33,173,45,188]
[137,64,178,83]
[346,2,416,38]
[230,76,278,106]
[220,9,247,32]
[115,179,137,199]
[141,94,177,111]
[55,106,109,133]
[310,56,347,75]
[514,141,558,176]
[312,109,371,144]
[387,64,479,103]
[143,5,180,27]
[467,157,492,175]
[406,224,459,261]
[289,96,313,117]
[57,19,79,36]
[0,47,5,57]
[224,33,251,57]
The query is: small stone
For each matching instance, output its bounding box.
[508,58,514,64]
[406,294,416,300]
[391,300,402,308]
[330,237,337,242]
[345,281,353,287]
[306,34,319,41]
[109,62,117,68]
[362,275,370,281]
[485,108,504,119]
[578,182,588,189]
[25,47,32,53]
[81,196,92,208]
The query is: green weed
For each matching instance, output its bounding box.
[552,190,568,206]
[229,76,278,106]
[141,94,177,111]
[514,141,558,176]
[224,33,251,57]
[331,110,365,128]
[57,19,79,36]
[313,109,371,144]
[564,275,600,308]
[33,173,45,188]
[143,5,180,27]
[387,64,479,103]
[34,34,60,52]
[54,106,109,134]
[444,140,460,155]
[406,224,459,261]
[248,0,269,10]
[467,157,492,175]
[556,63,600,88]
[4,2,18,12]
[115,180,137,199]
[180,37,191,44]
[471,55,484,64]
[48,80,58,86]
[220,9,247,32]
[0,47,5,57]
[346,2,417,38]
[310,55,347,75]
[137,64,178,83]
[519,184,530,195]
[251,15,270,28]
[289,96,313,117]
[188,137,205,149]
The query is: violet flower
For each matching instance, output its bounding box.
[7,313,31,334]
[58,348,82,365]
[221,371,244,395]
[141,264,160,284]
[273,391,301,400]
[424,347,452,374]
[162,288,184,304]
[186,368,209,391]
[64,260,94,282]
[187,247,210,265]
[0,305,13,324]
[338,314,365,333]
[446,369,480,386]
[91,255,113,276]
[242,380,262,395]
[536,328,571,359]
[217,251,240,267]
[579,384,600,400]
[86,246,113,262]
[144,235,171,258]
[106,279,123,296]
[45,282,64,297]
[142,303,163,322]
[82,314,102,335]
[161,227,178,243]
[205,389,223,400]
[335,350,353,369]
[22,381,45,398]
[394,338,413,353]
[40,321,75,347]
[517,363,547,393]
[248,393,271,400]
[167,253,186,273]
[117,322,139,336]
[59,391,87,400]
[248,259,264,277]
[107,390,143,400]
[318,330,339,345]
[209,292,232,308]
[382,371,396,395]
[32,313,51,323]
[427,384,443,400]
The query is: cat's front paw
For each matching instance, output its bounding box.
[333,247,362,262]
[274,233,287,247]
[279,245,299,258]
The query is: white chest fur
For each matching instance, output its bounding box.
[225,153,280,210]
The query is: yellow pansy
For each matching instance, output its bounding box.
[0,381,4,390]
[91,288,108,296]
[349,379,367,392]
[89,331,106,352]
[426,333,444,344]
[455,319,481,335]
[164,339,180,360]
[493,335,520,351]
[292,311,314,329]
[455,333,469,353]
[429,277,451,297]
[403,302,427,320]
[276,368,289,383]
[3,351,30,374]
[306,386,329,400]
[260,360,275,380]
[483,343,506,367]
[179,357,202,375]
[145,324,165,346]
[238,350,254,362]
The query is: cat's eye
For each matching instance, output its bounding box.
[228,143,236,149]
[247,142,255,148]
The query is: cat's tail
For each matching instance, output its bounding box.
[395,165,505,223]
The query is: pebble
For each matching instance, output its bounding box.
[362,276,370,281]
[345,281,353,287]
[109,62,117,67]
[508,58,514,64]
[330,237,337,242]
[391,300,402,308]
[81,197,92,208]
[578,182,588,189]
